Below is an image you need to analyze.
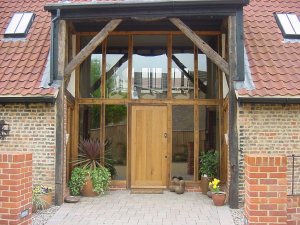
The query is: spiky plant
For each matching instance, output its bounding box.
[75,139,102,170]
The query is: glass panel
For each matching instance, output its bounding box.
[105,105,127,180]
[287,14,300,34]
[172,105,194,180]
[106,36,128,99]
[5,13,23,34]
[277,14,295,35]
[132,35,168,99]
[172,35,194,99]
[198,54,219,99]
[15,13,34,34]
[79,105,101,141]
[198,106,220,179]
[80,37,102,98]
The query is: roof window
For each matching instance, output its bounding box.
[275,13,300,39]
[4,12,35,38]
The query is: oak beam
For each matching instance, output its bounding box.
[228,15,239,209]
[55,20,67,206]
[169,18,229,76]
[64,19,122,77]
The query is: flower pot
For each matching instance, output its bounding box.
[33,192,52,212]
[212,192,226,206]
[200,176,209,195]
[80,176,99,197]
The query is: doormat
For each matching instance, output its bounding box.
[130,189,164,194]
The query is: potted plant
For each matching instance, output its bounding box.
[199,150,218,194]
[69,139,111,197]
[209,178,226,206]
[32,184,52,212]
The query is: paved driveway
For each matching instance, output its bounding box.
[46,191,235,225]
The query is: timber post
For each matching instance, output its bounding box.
[228,15,239,209]
[55,20,67,205]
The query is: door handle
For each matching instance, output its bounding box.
[164,133,167,138]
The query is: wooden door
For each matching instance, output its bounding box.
[131,106,168,188]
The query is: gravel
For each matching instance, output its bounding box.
[230,208,245,225]
[32,206,60,225]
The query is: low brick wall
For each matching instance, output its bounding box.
[0,152,32,225]
[245,155,287,225]
[288,196,300,225]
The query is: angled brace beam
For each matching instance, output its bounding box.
[64,19,122,79]
[169,18,229,76]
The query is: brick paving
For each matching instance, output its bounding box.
[46,190,235,225]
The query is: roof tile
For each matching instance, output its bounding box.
[0,0,57,97]
[239,0,300,97]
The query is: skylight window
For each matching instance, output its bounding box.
[275,13,300,39]
[4,12,35,38]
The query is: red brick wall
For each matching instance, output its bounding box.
[238,104,300,203]
[288,196,300,225]
[0,103,56,191]
[0,152,32,225]
[245,155,287,225]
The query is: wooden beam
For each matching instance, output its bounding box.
[55,20,67,206]
[169,18,229,76]
[64,19,122,76]
[228,15,239,209]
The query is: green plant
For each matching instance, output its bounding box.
[32,184,52,211]
[68,167,87,196]
[32,192,47,210]
[69,139,112,196]
[199,150,219,178]
[68,167,111,196]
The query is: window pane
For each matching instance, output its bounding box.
[105,105,127,180]
[79,105,101,141]
[287,14,300,34]
[172,35,194,99]
[80,37,102,98]
[172,105,194,180]
[198,54,219,99]
[5,13,23,34]
[106,36,128,99]
[15,13,34,34]
[199,106,220,179]
[132,35,168,99]
[278,14,295,35]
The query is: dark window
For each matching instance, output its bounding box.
[275,13,300,39]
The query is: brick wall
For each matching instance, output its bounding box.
[0,103,56,191]
[245,155,287,225]
[288,196,300,224]
[238,103,300,203]
[0,152,32,225]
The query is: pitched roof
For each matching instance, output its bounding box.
[0,0,57,97]
[238,0,300,98]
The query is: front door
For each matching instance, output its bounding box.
[131,105,168,188]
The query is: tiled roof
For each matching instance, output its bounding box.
[238,0,300,97]
[0,0,57,97]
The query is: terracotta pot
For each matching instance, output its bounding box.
[80,176,99,197]
[41,192,52,209]
[33,192,52,212]
[212,192,226,206]
[200,176,209,195]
